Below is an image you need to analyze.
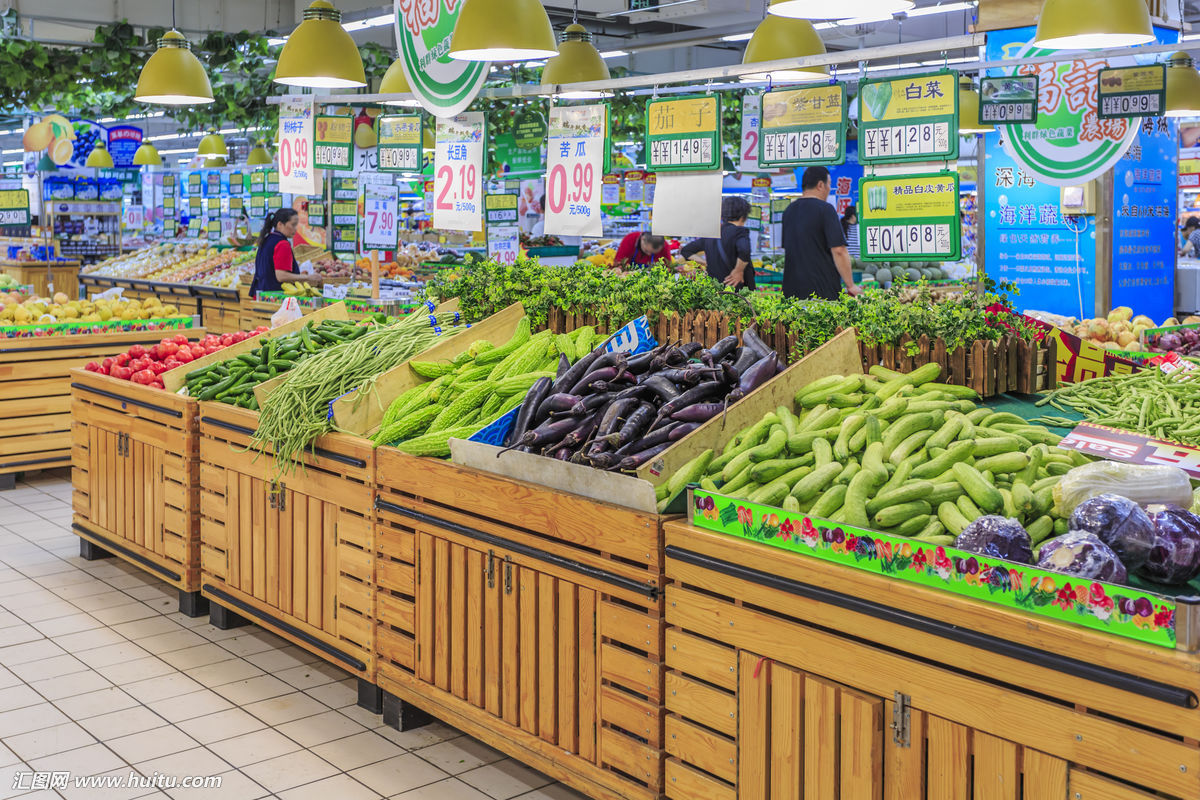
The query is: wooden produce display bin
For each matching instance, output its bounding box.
[0,326,196,487]
[197,401,378,686]
[194,285,248,334]
[1,260,81,299]
[374,448,666,800]
[70,369,206,614]
[661,522,1200,800]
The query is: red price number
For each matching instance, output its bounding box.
[547,162,595,215]
[366,210,394,234]
[279,136,309,178]
[435,164,477,210]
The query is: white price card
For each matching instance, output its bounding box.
[739,94,761,173]
[362,184,399,251]
[278,98,320,196]
[433,113,485,232]
[488,226,520,265]
[651,171,722,239]
[544,105,606,238]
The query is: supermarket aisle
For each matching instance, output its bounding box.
[0,473,584,800]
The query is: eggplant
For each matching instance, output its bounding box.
[668,422,701,440]
[658,367,719,386]
[508,415,581,451]
[559,411,601,450]
[721,362,740,386]
[607,401,656,447]
[650,345,684,372]
[731,346,758,375]
[597,397,638,438]
[641,374,682,401]
[703,334,740,364]
[614,384,654,401]
[560,392,615,418]
[506,376,553,447]
[590,351,627,371]
[613,422,680,458]
[671,402,724,423]
[590,451,617,469]
[552,347,602,395]
[626,346,665,374]
[552,447,572,461]
[736,352,777,395]
[741,327,772,360]
[570,366,620,395]
[679,341,704,358]
[616,442,673,471]
[555,353,571,379]
[654,381,726,420]
[536,393,582,422]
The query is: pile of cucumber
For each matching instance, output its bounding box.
[665,363,1087,547]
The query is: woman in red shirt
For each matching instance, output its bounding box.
[614,231,672,269]
[251,209,311,298]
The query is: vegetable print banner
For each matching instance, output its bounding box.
[545,105,606,238]
[433,113,485,232]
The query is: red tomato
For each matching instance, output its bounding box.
[160,341,180,357]
[128,345,147,360]
[101,357,114,371]
[150,380,164,390]
[115,353,131,367]
[189,344,206,359]
[172,334,189,346]
[84,362,100,372]
[174,349,193,364]
[149,361,170,375]
[163,359,182,371]
[131,369,156,385]
[220,333,234,346]
[111,366,133,380]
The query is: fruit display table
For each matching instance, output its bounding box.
[0,260,81,299]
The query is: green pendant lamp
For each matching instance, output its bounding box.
[958,76,994,135]
[380,58,421,107]
[246,143,274,166]
[542,21,612,98]
[275,1,367,88]
[204,156,227,168]
[450,0,558,62]
[741,14,827,83]
[767,0,912,19]
[134,29,214,105]
[132,143,163,166]
[1033,0,1153,49]
[1165,52,1200,117]
[197,133,227,157]
[85,142,114,168]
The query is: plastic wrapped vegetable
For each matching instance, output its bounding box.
[1054,462,1193,516]
[1067,494,1154,571]
[954,516,1033,563]
[1138,504,1200,585]
[1036,532,1128,583]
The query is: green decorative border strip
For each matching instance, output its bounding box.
[255,292,323,309]
[342,298,420,315]
[689,489,1177,648]
[0,316,195,339]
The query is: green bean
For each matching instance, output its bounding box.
[1039,367,1200,446]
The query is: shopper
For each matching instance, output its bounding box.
[842,204,860,259]
[1182,217,1200,257]
[677,196,755,290]
[614,230,672,269]
[251,208,307,297]
[781,166,862,300]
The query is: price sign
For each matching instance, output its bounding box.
[1098,65,1165,119]
[332,177,357,201]
[123,205,144,231]
[249,171,266,194]
[378,115,423,173]
[0,190,30,226]
[163,195,176,219]
[278,98,319,194]
[266,195,284,214]
[331,202,357,226]
[747,205,763,232]
[484,193,518,226]
[433,112,486,232]
[760,84,847,167]
[645,96,721,172]
[314,115,354,170]
[485,194,519,265]
[545,105,606,238]
[206,219,221,241]
[770,198,791,224]
[859,172,960,262]
[267,170,280,192]
[363,185,400,251]
[739,94,761,172]
[229,172,243,194]
[187,217,202,237]
[206,173,220,195]
[250,195,266,216]
[751,177,772,204]
[332,226,357,253]
[162,175,175,191]
[645,173,657,205]
[1059,422,1200,481]
[601,174,621,205]
[189,197,202,214]
[858,70,958,164]
[979,76,1038,125]
[207,197,221,213]
[307,201,325,227]
[229,197,243,212]
[624,171,645,203]
[187,174,201,193]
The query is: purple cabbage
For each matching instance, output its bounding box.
[1159,333,1183,351]
[1138,504,1200,585]
[1037,532,1128,583]
[1068,494,1154,571]
[954,516,1032,563]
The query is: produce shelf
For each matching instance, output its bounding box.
[0,260,81,300]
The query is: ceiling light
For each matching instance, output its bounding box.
[1032,0,1153,49]
[275,1,367,88]
[599,50,629,58]
[247,144,274,165]
[342,13,394,33]
[204,156,227,167]
[542,23,612,98]
[379,58,422,106]
[449,0,558,62]
[767,0,913,21]
[957,76,993,134]
[721,32,754,42]
[85,142,114,168]
[1166,51,1200,117]
[741,15,828,83]
[134,30,214,105]
[133,143,163,166]
[907,1,975,16]
[197,133,227,156]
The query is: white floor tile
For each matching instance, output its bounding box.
[458,759,555,800]
[28,667,111,700]
[0,703,69,737]
[279,773,381,800]
[135,630,207,656]
[207,727,301,768]
[121,673,203,705]
[95,655,175,685]
[27,742,123,776]
[145,689,234,724]
[8,654,87,682]
[312,731,405,771]
[53,687,139,721]
[0,684,42,713]
[106,726,198,764]
[163,770,266,800]
[350,753,448,797]
[242,691,328,726]
[0,638,63,665]
[157,644,234,672]
[275,709,368,748]
[4,721,96,761]
[78,706,167,740]
[211,674,293,706]
[175,708,265,745]
[390,777,493,800]
[52,627,126,653]
[416,738,505,775]
[240,750,338,794]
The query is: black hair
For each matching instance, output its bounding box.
[842,204,857,220]
[258,208,299,246]
[801,166,831,190]
[642,233,666,250]
[722,195,751,223]
[1186,216,1200,231]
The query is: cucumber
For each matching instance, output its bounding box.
[842,468,885,528]
[1011,481,1035,516]
[1054,517,1069,535]
[655,482,670,501]
[699,477,719,492]
[914,382,979,399]
[810,484,849,518]
[747,427,788,462]
[999,487,1017,518]
[1027,515,1055,544]
[911,440,974,480]
[874,501,932,529]
[875,397,909,422]
[797,375,861,408]
[866,481,935,517]
[777,406,799,438]
[721,463,756,495]
[971,436,1023,458]
[835,460,861,486]
[786,426,843,455]
[812,437,833,468]
[926,415,964,451]
[965,408,992,425]
[881,412,935,461]
[938,501,971,536]
[834,414,867,460]
[750,453,814,484]
[879,459,914,497]
[861,441,888,483]
[722,449,756,483]
[956,493,983,520]
[1045,462,1071,476]
[669,450,714,497]
[914,517,947,540]
[782,495,802,513]
[889,429,935,467]
[875,362,941,400]
[790,463,845,503]
[749,480,790,507]
[890,515,932,537]
[927,481,963,505]
[1019,444,1045,486]
[952,462,1004,514]
[828,392,865,409]
[798,406,840,433]
[973,452,1029,476]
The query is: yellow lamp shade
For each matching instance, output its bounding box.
[380,59,421,107]
[767,0,912,19]
[197,133,227,156]
[450,0,558,62]
[132,143,162,166]
[542,24,611,98]
[1033,0,1153,49]
[957,77,994,135]
[85,142,113,169]
[205,156,227,168]
[246,145,273,166]
[275,1,366,88]
[741,15,827,83]
[1165,52,1200,117]
[134,30,214,106]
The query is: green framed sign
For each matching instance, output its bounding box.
[860,171,961,262]
[770,197,791,224]
[645,95,721,172]
[187,174,201,192]
[858,70,958,164]
[206,219,221,241]
[1098,64,1165,119]
[513,109,547,149]
[187,217,202,236]
[759,83,848,167]
[980,76,1038,125]
[207,197,221,214]
[266,195,284,214]
[188,196,202,214]
[163,195,176,219]
[307,201,325,227]
[332,177,357,201]
[229,171,243,194]
[250,195,266,216]
[689,489,1178,648]
[162,174,176,191]
[0,189,31,226]
[229,197,243,213]
[249,171,266,194]
[314,115,354,170]
[266,170,280,192]
[378,114,423,173]
[331,201,357,227]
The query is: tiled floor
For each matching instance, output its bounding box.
[0,472,586,800]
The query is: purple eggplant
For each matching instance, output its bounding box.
[680,341,704,358]
[613,421,680,458]
[616,442,673,471]
[598,397,638,439]
[507,415,581,452]
[551,347,602,395]
[536,393,582,422]
[657,367,717,386]
[606,401,656,447]
[736,352,777,396]
[555,353,571,379]
[654,381,726,421]
[671,402,724,423]
[552,447,572,461]
[559,411,601,450]
[741,327,772,360]
[731,346,758,375]
[640,374,682,401]
[590,451,617,469]
[505,376,554,447]
[668,422,701,440]
[626,346,664,374]
[701,334,739,364]
[570,366,620,395]
[614,384,653,401]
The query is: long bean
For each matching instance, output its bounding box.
[1039,367,1200,446]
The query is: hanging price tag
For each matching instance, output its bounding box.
[624,171,645,203]
[1097,65,1165,119]
[485,194,519,265]
[760,83,847,167]
[363,184,400,251]
[858,70,958,164]
[859,172,961,262]
[433,113,486,232]
[739,94,761,173]
[0,190,30,226]
[314,116,354,170]
[207,197,221,214]
[645,96,721,172]
[378,115,423,173]
[307,200,324,227]
[979,76,1038,124]
[189,197,202,214]
[229,172,244,194]
[278,98,320,194]
[249,171,266,194]
[206,219,221,241]
[601,174,621,205]
[545,105,606,238]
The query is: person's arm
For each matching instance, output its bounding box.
[273,241,305,283]
[831,246,861,295]
[724,228,752,287]
[677,238,703,261]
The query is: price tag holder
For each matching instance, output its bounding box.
[187,218,202,237]
[363,184,400,251]
[163,195,176,220]
[250,195,266,216]
[645,96,721,172]
[859,171,961,262]
[229,197,243,213]
[331,202,357,226]
[207,197,221,214]
[751,177,771,203]
[545,104,607,238]
[858,70,958,165]
[314,115,354,171]
[332,227,357,253]
[1098,65,1165,120]
[267,170,280,193]
[229,172,243,194]
[0,189,30,226]
[601,174,621,205]
[979,76,1038,125]
[624,171,645,203]
[739,94,761,173]
[378,114,423,173]
[759,83,847,167]
[332,177,357,201]
[189,197,202,214]
[485,194,519,265]
[249,171,267,195]
[307,201,324,227]
[278,98,320,195]
[747,205,763,232]
[266,195,283,215]
[206,219,221,242]
[433,112,486,232]
[187,174,201,193]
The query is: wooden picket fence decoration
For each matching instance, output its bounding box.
[544,308,1056,398]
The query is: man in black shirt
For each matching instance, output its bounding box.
[781,166,862,300]
[677,196,755,290]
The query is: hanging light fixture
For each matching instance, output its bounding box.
[85,142,114,168]
[380,58,421,107]
[204,156,227,168]
[740,14,828,83]
[275,1,367,88]
[1165,51,1200,117]
[449,0,558,62]
[767,0,913,20]
[132,143,163,166]
[197,133,227,156]
[1032,0,1153,49]
[133,30,214,105]
[542,1,611,99]
[246,143,274,165]
[957,76,993,134]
